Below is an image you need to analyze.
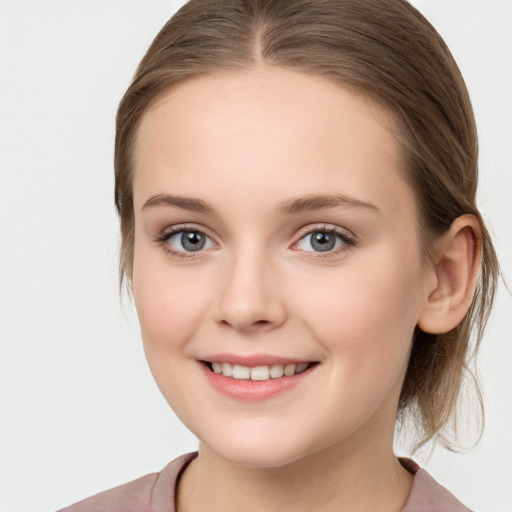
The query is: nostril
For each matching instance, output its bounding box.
[219,318,272,329]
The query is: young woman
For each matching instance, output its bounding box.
[59,1,499,510]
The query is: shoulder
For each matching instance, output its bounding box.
[400,458,472,512]
[57,452,197,512]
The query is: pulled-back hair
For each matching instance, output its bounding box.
[114,0,499,450]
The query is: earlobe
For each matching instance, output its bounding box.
[418,215,481,334]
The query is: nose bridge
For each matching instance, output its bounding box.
[216,239,285,331]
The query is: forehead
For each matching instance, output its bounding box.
[133,66,413,220]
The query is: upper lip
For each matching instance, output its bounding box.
[198,353,317,367]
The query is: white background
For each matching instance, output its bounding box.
[0,1,511,511]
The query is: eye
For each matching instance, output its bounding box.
[159,227,216,255]
[295,228,354,253]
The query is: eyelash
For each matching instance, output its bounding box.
[293,225,356,259]
[156,225,212,260]
[155,224,356,260]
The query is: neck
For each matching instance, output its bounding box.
[176,429,414,512]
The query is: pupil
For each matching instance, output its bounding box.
[311,231,335,252]
[181,231,205,251]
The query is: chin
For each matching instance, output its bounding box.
[215,445,305,469]
[199,427,317,468]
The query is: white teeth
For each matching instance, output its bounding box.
[270,364,284,378]
[250,365,270,381]
[210,362,311,380]
[222,362,233,377]
[232,364,251,379]
[284,363,296,376]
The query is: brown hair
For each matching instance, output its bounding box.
[114,0,499,450]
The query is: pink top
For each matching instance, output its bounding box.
[58,452,471,512]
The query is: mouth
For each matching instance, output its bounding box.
[201,360,317,381]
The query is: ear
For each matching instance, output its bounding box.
[418,214,481,334]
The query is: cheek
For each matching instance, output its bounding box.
[293,255,424,433]
[131,250,214,416]
[294,249,424,374]
[132,247,211,356]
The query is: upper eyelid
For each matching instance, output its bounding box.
[159,223,213,240]
[158,221,353,233]
[294,223,356,241]
[156,222,356,247]
[157,226,216,257]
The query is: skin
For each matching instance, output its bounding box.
[130,65,477,511]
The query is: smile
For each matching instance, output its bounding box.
[199,356,319,401]
[205,361,311,381]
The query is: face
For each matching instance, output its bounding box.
[132,66,433,467]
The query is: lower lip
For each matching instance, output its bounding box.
[199,362,316,401]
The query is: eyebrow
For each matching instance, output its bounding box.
[278,194,380,216]
[141,194,213,214]
[141,193,379,216]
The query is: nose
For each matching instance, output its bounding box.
[215,247,286,332]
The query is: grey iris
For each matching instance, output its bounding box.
[311,231,335,252]
[181,231,205,251]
